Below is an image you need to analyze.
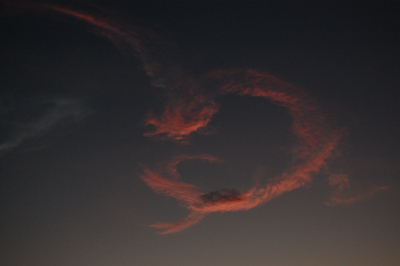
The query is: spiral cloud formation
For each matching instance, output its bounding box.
[18,2,342,234]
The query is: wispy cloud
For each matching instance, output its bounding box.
[44,3,183,90]
[325,173,388,206]
[9,2,344,233]
[0,98,92,156]
[140,69,342,233]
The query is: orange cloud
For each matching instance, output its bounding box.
[49,5,128,37]
[140,154,222,207]
[328,173,350,191]
[140,138,339,234]
[163,154,223,180]
[326,186,388,206]
[18,3,343,234]
[33,3,176,88]
[325,173,388,206]
[37,4,217,143]
[140,69,342,233]
[143,99,218,142]
[144,69,340,154]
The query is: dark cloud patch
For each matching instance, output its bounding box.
[201,189,244,204]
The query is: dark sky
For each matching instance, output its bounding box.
[1,1,399,265]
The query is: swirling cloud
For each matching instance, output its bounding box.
[7,2,350,234]
[140,69,342,233]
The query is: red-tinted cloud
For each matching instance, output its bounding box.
[140,69,342,233]
[328,173,351,191]
[140,154,222,207]
[143,98,218,142]
[49,5,128,37]
[325,173,388,206]
[33,3,178,89]
[18,3,344,233]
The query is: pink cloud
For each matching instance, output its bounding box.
[140,69,342,233]
[325,173,388,206]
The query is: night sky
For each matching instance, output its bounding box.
[1,1,399,265]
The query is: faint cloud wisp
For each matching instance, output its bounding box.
[325,173,388,206]
[9,2,349,234]
[0,98,92,156]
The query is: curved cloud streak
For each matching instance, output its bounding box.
[25,2,182,90]
[325,173,388,206]
[140,69,342,234]
[12,2,343,233]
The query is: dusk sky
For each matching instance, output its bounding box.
[1,1,399,265]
